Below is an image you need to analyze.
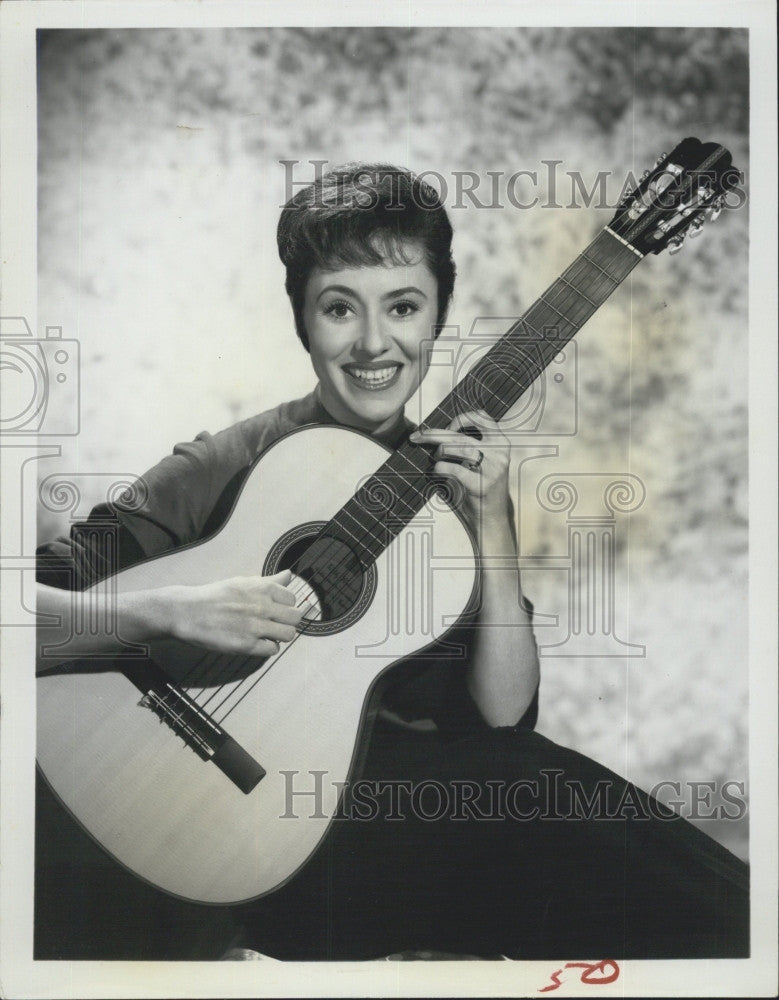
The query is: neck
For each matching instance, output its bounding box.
[315,383,407,442]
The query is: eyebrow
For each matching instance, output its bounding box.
[316,284,428,303]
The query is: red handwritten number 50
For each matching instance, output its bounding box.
[539,959,620,993]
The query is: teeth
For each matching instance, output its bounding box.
[348,366,398,385]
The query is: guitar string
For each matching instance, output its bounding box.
[156,228,642,728]
[165,226,618,707]
[162,186,687,722]
[185,338,564,723]
[147,165,727,758]
[159,173,722,758]
[160,231,635,728]
[204,230,643,725]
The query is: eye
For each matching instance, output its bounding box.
[322,299,353,320]
[390,299,420,318]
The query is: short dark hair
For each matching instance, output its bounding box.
[276,163,456,350]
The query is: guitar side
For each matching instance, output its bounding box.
[36,425,478,904]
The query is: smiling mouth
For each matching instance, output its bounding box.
[342,364,402,390]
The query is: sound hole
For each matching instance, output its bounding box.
[263,521,378,637]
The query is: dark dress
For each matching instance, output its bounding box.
[35,392,749,960]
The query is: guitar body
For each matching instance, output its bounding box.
[36,425,478,904]
[37,137,739,905]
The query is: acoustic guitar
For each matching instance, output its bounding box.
[37,138,740,904]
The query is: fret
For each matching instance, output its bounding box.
[562,258,618,303]
[559,275,597,307]
[492,341,546,386]
[585,231,638,281]
[382,453,434,492]
[524,302,577,340]
[516,317,540,338]
[349,478,419,526]
[380,482,423,519]
[604,225,643,258]
[539,293,587,329]
[546,277,600,321]
[418,397,458,431]
[464,368,506,409]
[579,251,619,284]
[332,503,384,550]
[400,448,429,476]
[562,260,619,304]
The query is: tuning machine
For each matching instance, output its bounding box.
[668,234,686,255]
[704,196,725,223]
[688,216,706,239]
[653,152,668,168]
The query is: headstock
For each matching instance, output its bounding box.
[609,137,741,256]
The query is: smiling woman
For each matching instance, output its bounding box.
[34,162,749,962]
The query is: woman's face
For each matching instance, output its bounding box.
[302,243,439,435]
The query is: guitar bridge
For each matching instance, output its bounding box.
[137,674,265,794]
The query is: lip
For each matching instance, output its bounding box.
[341,362,403,391]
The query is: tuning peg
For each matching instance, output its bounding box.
[688,217,706,239]
[640,169,651,181]
[668,234,686,255]
[705,197,724,223]
[653,151,668,167]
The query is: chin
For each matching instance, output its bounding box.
[340,383,409,422]
[349,402,398,430]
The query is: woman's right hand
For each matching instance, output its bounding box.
[163,569,308,658]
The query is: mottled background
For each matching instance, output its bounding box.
[37,27,749,857]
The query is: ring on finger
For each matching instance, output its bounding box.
[458,449,484,473]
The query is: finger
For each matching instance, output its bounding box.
[252,638,281,658]
[410,428,478,447]
[411,416,495,446]
[434,460,480,483]
[435,443,482,463]
[260,619,298,643]
[268,602,306,626]
[268,569,294,587]
[267,581,298,606]
[455,408,492,422]
[446,410,488,438]
[452,410,503,439]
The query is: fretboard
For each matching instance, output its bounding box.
[327,227,643,566]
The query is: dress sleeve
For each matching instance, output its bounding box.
[36,429,248,590]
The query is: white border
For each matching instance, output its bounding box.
[1,2,776,997]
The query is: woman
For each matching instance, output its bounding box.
[36,164,748,961]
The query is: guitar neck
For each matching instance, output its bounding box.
[327,226,644,567]
[426,226,642,425]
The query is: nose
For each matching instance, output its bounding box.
[354,310,389,357]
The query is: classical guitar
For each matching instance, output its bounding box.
[37,138,740,904]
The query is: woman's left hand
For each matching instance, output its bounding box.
[409,409,512,541]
